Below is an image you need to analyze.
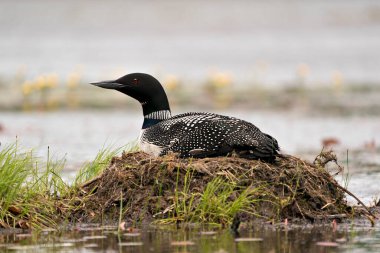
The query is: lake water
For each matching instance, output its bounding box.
[1,221,380,253]
[0,0,380,85]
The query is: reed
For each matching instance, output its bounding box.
[0,141,125,229]
[74,145,122,186]
[0,143,69,229]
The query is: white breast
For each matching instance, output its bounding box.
[138,130,163,157]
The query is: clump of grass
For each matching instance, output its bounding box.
[0,143,70,229]
[165,172,264,226]
[0,141,126,229]
[74,145,123,186]
[0,144,33,223]
[195,178,262,224]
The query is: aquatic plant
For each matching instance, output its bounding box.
[74,145,122,186]
[195,177,261,224]
[0,143,32,220]
[21,73,59,111]
[204,70,234,108]
[0,143,68,229]
[161,168,265,226]
[0,142,373,229]
[296,63,310,86]
[0,142,124,229]
[66,71,82,108]
[1,69,380,116]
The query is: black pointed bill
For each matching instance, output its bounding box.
[90,80,122,89]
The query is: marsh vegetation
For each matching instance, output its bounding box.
[1,142,375,231]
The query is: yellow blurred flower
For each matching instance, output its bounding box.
[33,74,58,90]
[209,71,232,88]
[331,70,344,89]
[67,72,81,88]
[296,63,311,78]
[163,75,179,91]
[45,74,58,88]
[34,76,46,90]
[21,81,33,95]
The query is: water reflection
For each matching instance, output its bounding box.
[1,221,379,253]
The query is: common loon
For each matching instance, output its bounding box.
[91,73,280,161]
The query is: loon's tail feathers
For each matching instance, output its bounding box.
[236,148,278,162]
[235,133,280,162]
[264,133,280,151]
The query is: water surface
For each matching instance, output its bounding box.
[1,0,380,84]
[1,221,380,253]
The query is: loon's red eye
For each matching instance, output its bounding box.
[132,78,139,85]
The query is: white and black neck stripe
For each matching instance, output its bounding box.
[142,109,171,129]
[144,110,171,120]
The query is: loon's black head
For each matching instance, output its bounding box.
[91,73,170,116]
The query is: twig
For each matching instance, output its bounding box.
[333,182,376,220]
[315,214,347,219]
[81,175,102,188]
[294,200,305,219]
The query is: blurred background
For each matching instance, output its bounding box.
[0,0,379,201]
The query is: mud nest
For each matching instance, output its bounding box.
[72,151,355,224]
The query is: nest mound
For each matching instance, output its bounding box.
[73,151,353,224]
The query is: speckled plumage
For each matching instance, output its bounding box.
[139,112,279,160]
[91,73,280,161]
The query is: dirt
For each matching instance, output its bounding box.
[70,151,365,225]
